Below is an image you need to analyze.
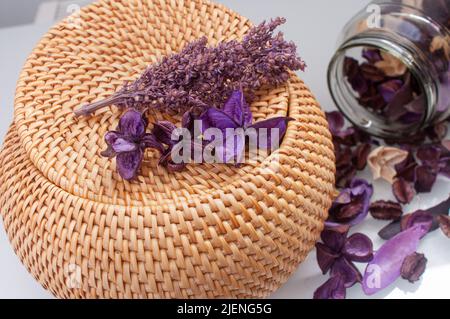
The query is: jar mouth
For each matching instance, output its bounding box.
[328,32,437,140]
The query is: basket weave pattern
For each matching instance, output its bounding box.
[0,0,335,298]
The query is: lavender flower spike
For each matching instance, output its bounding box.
[75,17,305,117]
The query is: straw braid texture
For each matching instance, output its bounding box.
[0,0,335,298]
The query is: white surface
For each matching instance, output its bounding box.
[0,0,449,299]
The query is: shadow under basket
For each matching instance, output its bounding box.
[0,0,335,298]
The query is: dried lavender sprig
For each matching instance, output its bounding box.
[74,17,305,117]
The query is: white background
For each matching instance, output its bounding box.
[0,0,449,299]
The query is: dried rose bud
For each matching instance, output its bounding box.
[370,200,403,221]
[401,253,427,284]
[392,178,416,205]
[415,165,438,193]
[437,215,450,238]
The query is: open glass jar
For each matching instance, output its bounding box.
[328,0,450,140]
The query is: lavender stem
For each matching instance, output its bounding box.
[74,95,122,117]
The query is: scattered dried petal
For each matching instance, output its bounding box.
[378,220,403,240]
[392,178,416,204]
[414,165,438,193]
[437,215,450,238]
[416,145,442,165]
[326,179,373,229]
[401,211,434,238]
[443,140,450,152]
[321,226,349,252]
[401,253,427,283]
[316,243,340,274]
[330,257,362,288]
[313,275,346,300]
[343,233,374,262]
[362,224,431,295]
[370,200,403,221]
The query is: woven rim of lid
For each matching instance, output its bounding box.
[1,0,336,298]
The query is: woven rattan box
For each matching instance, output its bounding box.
[0,0,335,298]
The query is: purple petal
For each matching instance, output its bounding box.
[182,111,195,131]
[415,165,438,193]
[330,257,362,288]
[110,137,137,153]
[219,131,246,164]
[141,133,165,153]
[222,90,253,127]
[401,253,427,283]
[325,111,345,135]
[118,109,146,138]
[333,189,352,205]
[201,108,238,132]
[313,275,346,300]
[401,211,434,237]
[378,220,403,241]
[343,233,374,263]
[362,48,382,63]
[316,243,339,274]
[321,226,349,253]
[326,179,373,229]
[250,117,293,150]
[105,131,120,146]
[392,178,416,205]
[362,224,431,295]
[100,146,116,158]
[152,121,178,146]
[378,80,403,103]
[417,145,442,165]
[116,149,144,180]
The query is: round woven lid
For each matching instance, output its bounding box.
[0,0,335,298]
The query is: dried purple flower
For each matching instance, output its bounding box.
[416,145,442,165]
[401,252,427,284]
[75,18,305,117]
[101,109,163,180]
[343,233,374,263]
[370,200,403,221]
[199,90,292,163]
[316,227,372,292]
[414,165,438,193]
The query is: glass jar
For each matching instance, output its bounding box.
[328,0,450,140]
